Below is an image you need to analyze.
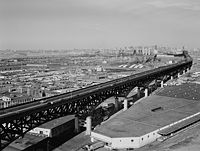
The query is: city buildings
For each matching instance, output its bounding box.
[0,92,33,108]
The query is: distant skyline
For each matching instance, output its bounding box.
[0,0,200,50]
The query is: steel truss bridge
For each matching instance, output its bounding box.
[0,52,193,149]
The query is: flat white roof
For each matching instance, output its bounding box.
[93,95,199,137]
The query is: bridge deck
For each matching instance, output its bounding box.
[93,89,200,138]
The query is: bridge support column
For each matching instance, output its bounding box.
[123,99,128,111]
[85,116,92,135]
[74,116,80,133]
[155,80,158,87]
[144,88,148,97]
[171,76,173,80]
[178,73,180,78]
[136,87,140,98]
[161,81,164,88]
[115,97,119,111]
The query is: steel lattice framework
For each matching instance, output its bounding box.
[0,56,193,150]
[0,85,130,149]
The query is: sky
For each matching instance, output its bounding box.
[0,0,200,50]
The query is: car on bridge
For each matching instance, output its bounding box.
[47,101,54,105]
[40,100,47,103]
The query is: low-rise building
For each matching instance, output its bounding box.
[91,84,200,149]
[4,115,75,151]
[28,115,75,138]
[0,93,33,108]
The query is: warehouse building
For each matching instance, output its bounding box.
[91,94,200,149]
[29,115,75,138]
[3,115,75,151]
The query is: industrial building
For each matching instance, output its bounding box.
[3,115,75,151]
[91,90,200,149]
[29,115,75,138]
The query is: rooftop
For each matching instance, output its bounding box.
[93,83,200,138]
[3,134,45,151]
[156,83,200,100]
[38,114,75,129]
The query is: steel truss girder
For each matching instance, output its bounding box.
[0,64,192,150]
[0,86,131,149]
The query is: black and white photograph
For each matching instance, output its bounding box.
[0,0,200,151]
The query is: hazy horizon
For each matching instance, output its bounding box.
[0,0,200,50]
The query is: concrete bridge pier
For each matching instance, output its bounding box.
[74,115,80,133]
[115,97,119,111]
[144,88,148,97]
[136,87,141,98]
[161,81,164,88]
[155,80,158,87]
[123,99,128,111]
[177,73,180,78]
[85,116,92,135]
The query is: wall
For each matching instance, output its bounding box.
[51,118,74,137]
[137,130,161,148]
[91,132,112,144]
[111,137,140,149]
[29,127,51,137]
